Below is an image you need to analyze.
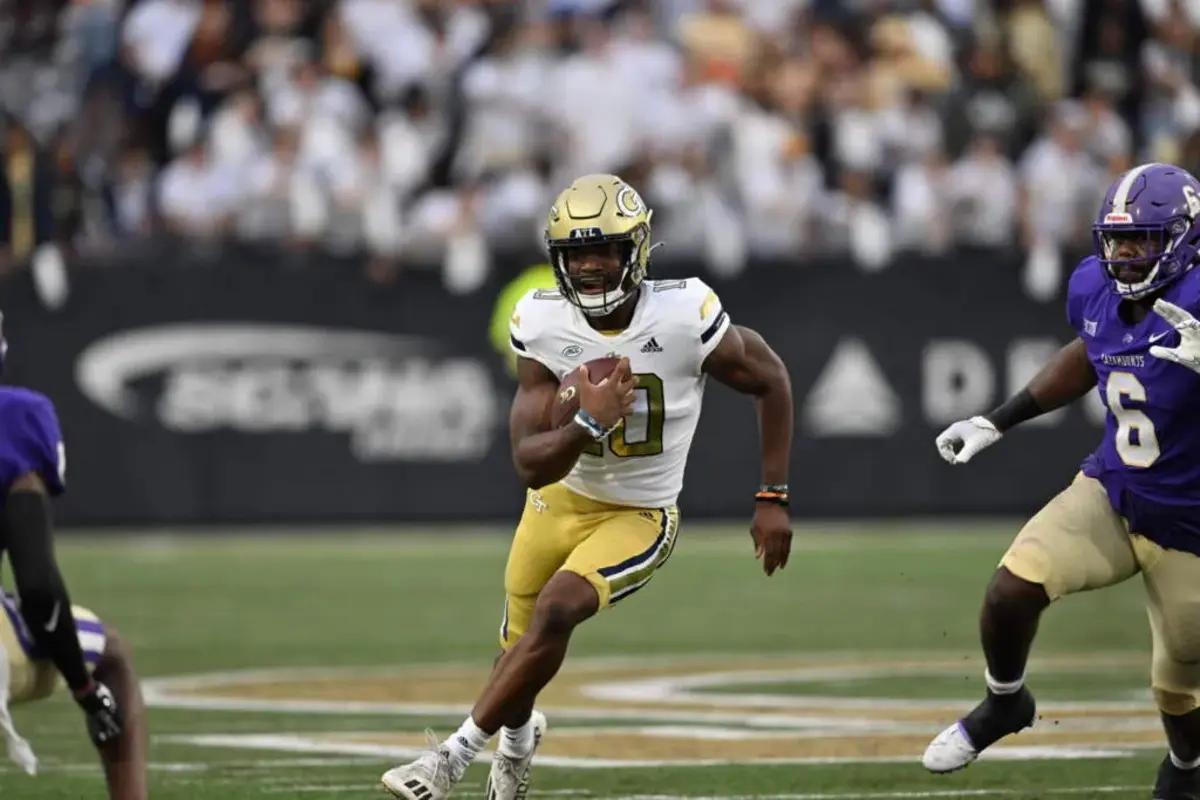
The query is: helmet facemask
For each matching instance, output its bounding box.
[1094,217,1193,300]
[548,221,651,318]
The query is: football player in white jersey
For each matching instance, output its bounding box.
[382,174,794,800]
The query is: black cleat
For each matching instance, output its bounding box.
[961,686,1037,752]
[1155,755,1200,800]
[923,686,1037,773]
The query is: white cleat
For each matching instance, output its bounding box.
[485,711,547,800]
[922,721,979,774]
[382,733,458,800]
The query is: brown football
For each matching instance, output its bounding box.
[549,356,622,428]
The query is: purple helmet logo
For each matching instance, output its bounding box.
[1093,163,1200,300]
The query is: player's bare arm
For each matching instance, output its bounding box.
[510,356,635,489]
[937,338,1097,465]
[702,324,794,576]
[91,628,148,800]
[1018,338,1098,417]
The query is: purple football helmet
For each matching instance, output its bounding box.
[1093,163,1200,299]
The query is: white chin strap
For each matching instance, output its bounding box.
[577,288,631,316]
[1114,262,1161,299]
[565,259,634,316]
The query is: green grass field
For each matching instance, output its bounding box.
[0,523,1171,799]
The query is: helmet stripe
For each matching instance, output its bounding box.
[1113,163,1158,212]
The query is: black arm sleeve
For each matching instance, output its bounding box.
[985,388,1045,434]
[4,491,90,692]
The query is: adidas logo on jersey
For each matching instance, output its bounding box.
[640,337,663,354]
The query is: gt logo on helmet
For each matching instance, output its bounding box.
[616,185,646,217]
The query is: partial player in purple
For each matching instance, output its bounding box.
[923,163,1200,800]
[0,312,148,800]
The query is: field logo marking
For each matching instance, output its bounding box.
[145,653,1162,766]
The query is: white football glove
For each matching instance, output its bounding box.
[935,416,1002,465]
[1150,298,1200,373]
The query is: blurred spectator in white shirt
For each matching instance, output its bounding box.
[827,170,894,272]
[1019,101,1105,251]
[947,134,1018,250]
[646,144,747,275]
[209,90,266,175]
[829,76,886,174]
[541,19,640,180]
[892,149,952,256]
[378,85,444,198]
[879,89,945,167]
[406,184,491,292]
[1080,82,1132,173]
[478,161,553,252]
[733,105,824,258]
[1142,4,1200,164]
[239,128,302,242]
[321,131,406,258]
[644,60,742,155]
[158,140,238,238]
[267,58,369,134]
[338,0,489,103]
[265,58,370,185]
[122,0,201,86]
[612,7,689,155]
[457,25,550,180]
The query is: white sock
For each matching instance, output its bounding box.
[1171,750,1200,771]
[985,669,1025,696]
[442,717,492,780]
[499,716,536,759]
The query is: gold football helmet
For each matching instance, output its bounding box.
[545,174,654,316]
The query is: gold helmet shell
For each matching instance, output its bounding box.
[545,174,654,316]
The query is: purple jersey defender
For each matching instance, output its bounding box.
[0,388,66,506]
[1071,163,1200,554]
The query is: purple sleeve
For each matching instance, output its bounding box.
[1065,257,1102,336]
[1065,284,1081,334]
[0,393,66,496]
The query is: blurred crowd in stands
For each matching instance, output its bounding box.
[0,0,1198,295]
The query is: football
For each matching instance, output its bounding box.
[549,356,622,428]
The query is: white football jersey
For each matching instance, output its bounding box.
[509,279,731,509]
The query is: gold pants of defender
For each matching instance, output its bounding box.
[1002,472,1200,715]
[500,482,680,650]
[0,600,106,704]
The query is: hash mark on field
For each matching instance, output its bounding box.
[262,786,376,794]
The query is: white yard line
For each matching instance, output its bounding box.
[607,788,1144,800]
[260,790,1145,800]
[158,732,1150,768]
[263,787,587,796]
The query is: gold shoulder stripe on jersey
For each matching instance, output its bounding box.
[700,290,719,320]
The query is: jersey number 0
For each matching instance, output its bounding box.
[584,373,665,458]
